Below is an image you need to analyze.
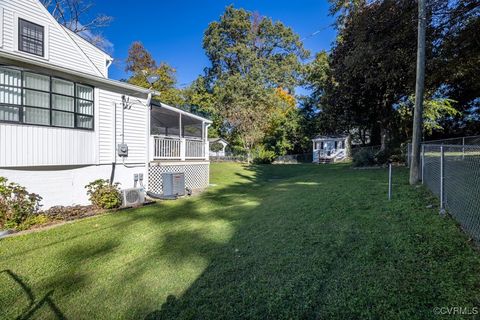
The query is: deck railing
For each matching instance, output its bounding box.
[153,136,207,160]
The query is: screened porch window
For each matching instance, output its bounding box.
[0,66,94,129]
[150,105,203,139]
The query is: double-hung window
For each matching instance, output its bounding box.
[18,19,44,57]
[0,67,94,130]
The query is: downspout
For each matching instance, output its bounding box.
[144,92,153,191]
[110,101,118,185]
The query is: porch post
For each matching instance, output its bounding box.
[204,123,210,161]
[180,138,186,161]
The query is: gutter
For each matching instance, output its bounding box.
[0,50,159,98]
[153,102,213,124]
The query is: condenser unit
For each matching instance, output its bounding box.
[122,188,145,207]
[162,172,186,196]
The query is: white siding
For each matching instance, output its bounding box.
[64,27,110,77]
[0,123,95,166]
[97,89,149,165]
[0,163,146,208]
[0,0,101,76]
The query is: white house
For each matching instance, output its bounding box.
[0,0,212,208]
[312,135,347,163]
[209,138,228,157]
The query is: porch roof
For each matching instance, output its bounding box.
[312,134,348,142]
[151,101,212,123]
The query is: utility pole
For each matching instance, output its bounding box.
[409,0,426,185]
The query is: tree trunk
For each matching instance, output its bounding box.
[345,134,352,160]
[409,0,426,185]
[380,126,388,151]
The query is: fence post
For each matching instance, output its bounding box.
[439,146,446,216]
[421,144,425,184]
[388,162,392,200]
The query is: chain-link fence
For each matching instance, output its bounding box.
[409,136,480,241]
[274,153,313,164]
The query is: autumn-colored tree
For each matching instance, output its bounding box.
[125,42,183,106]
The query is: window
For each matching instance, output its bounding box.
[18,19,44,57]
[0,67,94,130]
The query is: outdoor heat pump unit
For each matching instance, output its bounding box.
[162,172,186,196]
[122,188,145,207]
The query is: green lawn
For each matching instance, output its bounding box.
[1,163,479,319]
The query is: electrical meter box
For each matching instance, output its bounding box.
[117,143,128,157]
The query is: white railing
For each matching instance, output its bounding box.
[186,139,205,158]
[153,136,207,160]
[153,136,181,159]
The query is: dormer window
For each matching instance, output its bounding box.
[18,18,44,57]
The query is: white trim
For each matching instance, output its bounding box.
[155,102,213,123]
[13,12,50,61]
[0,49,157,97]
[32,0,104,77]
[0,7,4,49]
[61,25,112,61]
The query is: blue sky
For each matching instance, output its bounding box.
[93,0,337,88]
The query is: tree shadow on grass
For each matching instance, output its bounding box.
[1,270,66,320]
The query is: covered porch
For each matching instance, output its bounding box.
[149,102,211,161]
[312,135,347,163]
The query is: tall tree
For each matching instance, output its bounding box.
[202,6,308,158]
[312,0,419,150]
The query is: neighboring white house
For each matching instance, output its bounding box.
[0,0,211,208]
[209,138,228,157]
[312,135,347,163]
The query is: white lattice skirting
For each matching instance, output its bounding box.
[148,162,210,194]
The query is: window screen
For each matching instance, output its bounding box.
[18,19,44,57]
[151,106,181,136]
[182,115,203,138]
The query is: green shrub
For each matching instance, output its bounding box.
[0,177,42,230]
[210,141,224,153]
[17,214,50,231]
[352,149,376,167]
[374,149,391,165]
[252,146,276,164]
[85,179,122,209]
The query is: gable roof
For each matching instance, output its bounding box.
[209,138,228,144]
[30,0,104,77]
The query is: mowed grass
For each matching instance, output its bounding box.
[1,163,480,319]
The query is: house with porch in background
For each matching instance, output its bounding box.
[0,0,211,208]
[208,138,229,158]
[312,135,348,164]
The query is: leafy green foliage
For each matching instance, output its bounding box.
[85,179,122,209]
[397,96,460,137]
[0,177,42,230]
[16,214,49,231]
[251,145,276,164]
[125,42,183,106]
[352,148,376,167]
[201,6,308,157]
[209,141,224,153]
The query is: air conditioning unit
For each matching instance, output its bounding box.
[162,172,186,196]
[122,188,145,207]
